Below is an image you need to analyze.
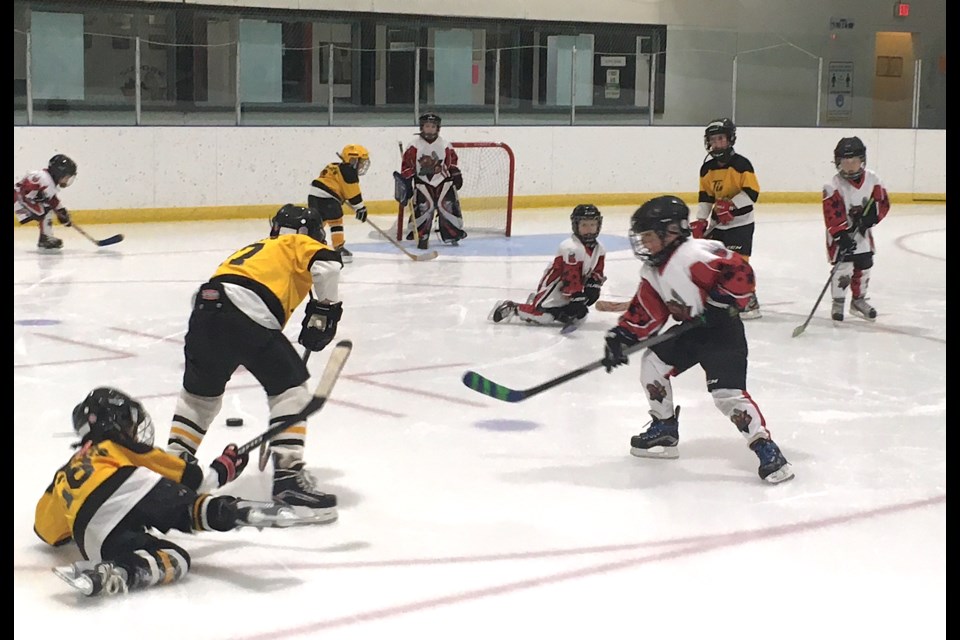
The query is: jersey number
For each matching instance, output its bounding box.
[228,243,265,265]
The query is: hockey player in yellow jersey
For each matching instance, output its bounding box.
[37,387,327,598]
[692,118,763,319]
[308,144,371,263]
[167,204,344,515]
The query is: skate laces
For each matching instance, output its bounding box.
[97,564,128,595]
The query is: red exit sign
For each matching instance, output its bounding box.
[895,2,910,17]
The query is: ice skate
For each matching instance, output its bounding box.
[488,300,518,324]
[850,297,877,321]
[54,562,129,597]
[749,438,794,484]
[831,298,845,322]
[235,500,337,528]
[337,246,353,264]
[740,292,761,320]
[272,460,338,522]
[417,236,430,250]
[37,234,63,250]
[630,409,680,459]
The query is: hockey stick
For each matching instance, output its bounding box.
[463,317,705,402]
[791,258,845,338]
[242,339,352,470]
[366,217,438,262]
[397,141,422,245]
[71,222,124,247]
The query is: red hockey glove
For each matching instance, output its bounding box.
[690,219,708,239]
[210,444,249,487]
[712,199,735,225]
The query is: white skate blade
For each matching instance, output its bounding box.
[630,445,679,459]
[53,566,95,596]
[763,463,795,484]
[240,502,338,528]
[740,309,762,320]
[849,309,877,322]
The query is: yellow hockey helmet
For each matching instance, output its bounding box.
[339,144,371,176]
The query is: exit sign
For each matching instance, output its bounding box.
[895,2,910,17]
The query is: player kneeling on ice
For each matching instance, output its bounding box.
[490,204,606,329]
[601,195,793,484]
[35,388,327,598]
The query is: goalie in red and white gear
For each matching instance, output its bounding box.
[489,205,606,327]
[822,136,890,322]
[14,154,77,250]
[692,119,762,319]
[398,112,465,249]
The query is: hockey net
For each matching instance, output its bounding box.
[388,141,515,241]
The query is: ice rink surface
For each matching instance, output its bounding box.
[13,204,945,640]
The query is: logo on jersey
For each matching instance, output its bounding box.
[418,153,442,178]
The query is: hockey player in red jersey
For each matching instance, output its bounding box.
[398,112,465,249]
[822,136,890,322]
[14,154,77,250]
[601,195,793,484]
[489,204,606,328]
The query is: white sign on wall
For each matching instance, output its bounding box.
[826,61,854,120]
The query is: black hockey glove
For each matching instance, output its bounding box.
[449,167,463,191]
[354,206,368,223]
[834,231,856,257]
[55,207,72,227]
[299,300,343,352]
[602,328,636,373]
[858,199,879,232]
[209,444,249,488]
[583,279,603,306]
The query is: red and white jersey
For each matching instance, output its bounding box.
[531,236,606,309]
[400,136,459,187]
[617,238,754,340]
[14,168,64,216]
[822,169,890,261]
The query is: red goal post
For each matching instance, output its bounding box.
[395,141,515,240]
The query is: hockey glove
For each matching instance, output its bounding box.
[393,171,413,207]
[449,167,464,191]
[834,231,856,257]
[712,199,735,225]
[858,199,879,232]
[55,208,72,227]
[602,328,636,373]
[583,279,603,306]
[209,444,249,487]
[299,300,343,352]
[690,219,708,239]
[354,206,368,223]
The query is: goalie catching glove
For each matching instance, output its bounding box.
[299,300,343,352]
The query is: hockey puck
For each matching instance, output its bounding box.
[226,418,244,427]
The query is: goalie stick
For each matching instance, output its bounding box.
[366,216,438,262]
[243,339,352,470]
[462,317,705,402]
[72,222,124,247]
[396,141,422,245]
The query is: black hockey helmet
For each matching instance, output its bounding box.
[72,387,154,447]
[270,204,327,244]
[833,136,867,179]
[48,154,78,187]
[419,112,442,142]
[629,195,691,265]
[703,118,736,161]
[571,204,602,248]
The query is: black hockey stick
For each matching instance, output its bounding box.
[237,339,352,468]
[462,317,705,403]
[792,258,845,338]
[367,216,438,262]
[72,222,124,247]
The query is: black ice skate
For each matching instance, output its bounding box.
[337,246,353,264]
[417,236,430,250]
[630,409,680,459]
[488,300,518,324]
[850,297,877,321]
[831,298,845,322]
[37,234,63,250]
[53,562,130,597]
[272,461,338,522]
[749,438,794,484]
[740,292,762,320]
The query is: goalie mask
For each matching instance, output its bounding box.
[571,204,602,248]
[270,204,326,244]
[629,195,691,266]
[834,136,867,180]
[48,154,77,187]
[703,118,736,162]
[339,144,371,176]
[72,387,155,447]
[419,112,442,143]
